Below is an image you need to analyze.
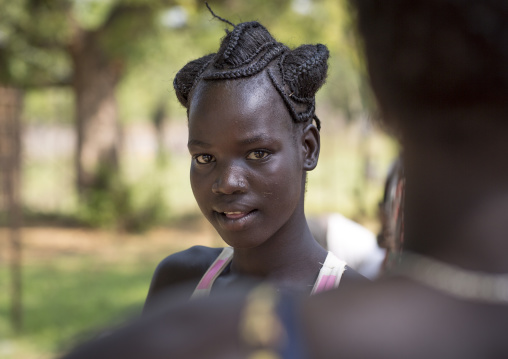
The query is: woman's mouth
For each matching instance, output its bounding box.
[214,209,258,231]
[223,211,249,219]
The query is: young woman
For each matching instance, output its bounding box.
[143,16,364,310]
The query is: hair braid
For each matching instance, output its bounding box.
[222,22,252,60]
[267,68,318,129]
[204,45,287,80]
[226,41,279,69]
[173,8,329,130]
[283,44,329,99]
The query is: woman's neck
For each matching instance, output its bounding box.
[230,214,327,289]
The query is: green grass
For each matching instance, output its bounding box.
[0,256,155,359]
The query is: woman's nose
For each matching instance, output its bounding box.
[212,163,247,195]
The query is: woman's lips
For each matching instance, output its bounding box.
[214,209,258,231]
[223,211,248,219]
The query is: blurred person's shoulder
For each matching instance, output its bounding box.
[341,265,371,283]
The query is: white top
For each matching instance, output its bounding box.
[191,248,347,299]
[326,213,385,279]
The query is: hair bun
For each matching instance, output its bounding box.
[173,17,329,128]
[282,44,329,99]
[173,54,215,107]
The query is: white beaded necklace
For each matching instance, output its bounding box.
[389,252,508,304]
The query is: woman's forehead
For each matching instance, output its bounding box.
[188,74,296,138]
[190,74,292,122]
[190,71,274,105]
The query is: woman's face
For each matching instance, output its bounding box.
[187,73,307,249]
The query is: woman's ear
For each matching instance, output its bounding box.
[302,124,320,171]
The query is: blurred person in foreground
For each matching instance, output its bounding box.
[304,0,508,356]
[60,0,508,358]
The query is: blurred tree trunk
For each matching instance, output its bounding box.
[69,30,122,195]
[152,100,168,167]
[0,86,23,332]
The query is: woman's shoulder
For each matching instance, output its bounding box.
[143,246,225,312]
[153,245,224,283]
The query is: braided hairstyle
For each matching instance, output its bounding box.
[173,13,329,131]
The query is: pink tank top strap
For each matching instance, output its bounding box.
[191,247,234,299]
[310,252,347,295]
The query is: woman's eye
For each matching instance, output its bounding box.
[194,154,215,164]
[247,150,269,160]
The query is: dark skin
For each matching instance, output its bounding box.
[144,70,365,311]
[302,109,508,358]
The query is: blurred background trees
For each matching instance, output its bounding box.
[1,0,183,196]
[0,0,388,230]
[0,0,397,357]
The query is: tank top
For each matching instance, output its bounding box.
[191,247,347,299]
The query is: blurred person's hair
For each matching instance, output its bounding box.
[352,0,508,131]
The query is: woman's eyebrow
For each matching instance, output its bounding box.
[187,139,211,148]
[238,134,273,145]
[188,134,275,148]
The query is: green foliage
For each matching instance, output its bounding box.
[114,0,372,123]
[72,0,116,30]
[0,0,182,87]
[78,166,167,233]
[12,0,373,123]
[24,87,73,124]
[99,6,159,61]
[0,0,71,86]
